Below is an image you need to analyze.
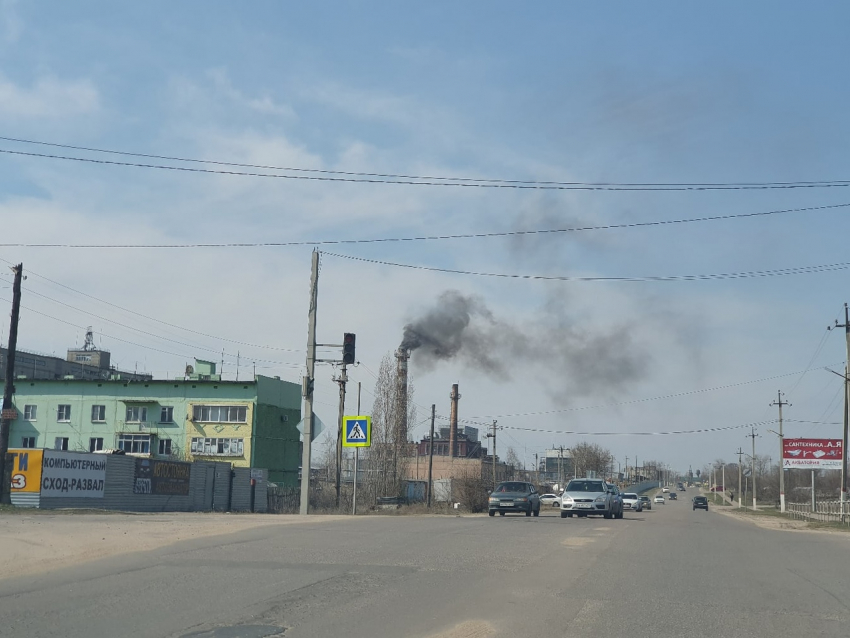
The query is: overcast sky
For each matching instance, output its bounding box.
[2,1,849,474]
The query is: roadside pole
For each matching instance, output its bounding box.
[334,363,347,508]
[749,427,758,510]
[737,448,743,508]
[770,391,789,512]
[352,382,360,515]
[299,251,319,515]
[0,263,23,506]
[831,304,850,523]
[427,404,435,507]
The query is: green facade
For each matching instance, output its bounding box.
[9,375,301,486]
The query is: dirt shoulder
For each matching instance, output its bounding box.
[714,506,850,535]
[0,511,350,580]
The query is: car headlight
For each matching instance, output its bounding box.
[515,497,528,502]
[595,496,606,503]
[562,496,572,503]
[488,497,498,502]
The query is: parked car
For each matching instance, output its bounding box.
[539,493,561,507]
[693,495,709,511]
[560,478,623,519]
[639,495,652,510]
[668,492,678,501]
[621,492,643,512]
[488,481,541,517]
[654,495,665,504]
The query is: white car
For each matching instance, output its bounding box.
[662,487,670,493]
[539,493,561,507]
[621,492,643,512]
[654,495,665,504]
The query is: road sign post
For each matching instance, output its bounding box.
[344,416,371,516]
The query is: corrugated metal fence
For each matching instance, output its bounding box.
[14,450,268,513]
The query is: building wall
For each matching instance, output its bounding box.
[405,456,510,483]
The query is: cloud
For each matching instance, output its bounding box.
[0,0,22,44]
[0,73,99,118]
[205,68,297,119]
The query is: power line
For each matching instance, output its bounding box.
[3,145,850,191]
[497,419,779,437]
[322,252,850,283]
[2,202,847,249]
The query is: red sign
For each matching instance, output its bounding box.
[782,438,843,469]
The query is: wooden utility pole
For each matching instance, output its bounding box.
[0,263,23,505]
[299,251,319,515]
[833,304,850,522]
[736,448,744,508]
[770,390,790,512]
[747,427,759,510]
[427,404,435,507]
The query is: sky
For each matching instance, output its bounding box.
[1,1,850,475]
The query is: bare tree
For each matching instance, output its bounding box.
[362,352,416,504]
[571,442,614,478]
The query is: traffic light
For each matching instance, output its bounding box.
[343,333,356,364]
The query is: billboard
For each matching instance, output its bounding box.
[40,450,106,497]
[8,448,44,493]
[782,438,843,469]
[133,458,191,495]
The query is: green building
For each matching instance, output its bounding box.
[8,361,302,485]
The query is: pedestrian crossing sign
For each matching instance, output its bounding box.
[343,416,371,448]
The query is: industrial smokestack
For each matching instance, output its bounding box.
[449,383,460,458]
[395,348,410,441]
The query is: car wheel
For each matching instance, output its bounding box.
[616,509,624,519]
[533,507,540,517]
[693,507,696,511]
[489,510,495,517]
[603,511,612,519]
[525,508,532,517]
[560,511,568,518]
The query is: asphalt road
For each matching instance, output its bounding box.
[2,499,849,638]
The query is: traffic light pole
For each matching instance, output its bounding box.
[334,362,347,509]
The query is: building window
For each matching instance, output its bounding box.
[192,405,247,423]
[116,434,151,454]
[54,437,69,451]
[158,439,172,456]
[190,437,244,457]
[57,405,71,422]
[23,405,37,420]
[126,406,148,423]
[91,405,106,422]
[21,436,35,448]
[89,437,104,452]
[159,406,173,423]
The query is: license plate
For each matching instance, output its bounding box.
[575,503,592,509]
[500,502,514,506]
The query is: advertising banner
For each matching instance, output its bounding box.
[133,458,191,495]
[782,438,843,469]
[8,448,43,493]
[41,450,106,497]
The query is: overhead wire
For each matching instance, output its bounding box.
[4,141,850,191]
[322,252,850,283]
[3,202,848,249]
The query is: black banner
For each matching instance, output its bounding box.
[133,459,192,496]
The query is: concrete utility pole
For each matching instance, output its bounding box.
[0,263,23,505]
[737,448,744,508]
[770,390,790,512]
[834,303,850,522]
[748,427,759,510]
[427,404,435,507]
[299,251,319,515]
[334,362,347,508]
[352,382,360,515]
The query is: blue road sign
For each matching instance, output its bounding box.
[343,416,371,448]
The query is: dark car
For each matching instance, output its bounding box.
[488,481,541,517]
[669,492,678,500]
[693,495,709,511]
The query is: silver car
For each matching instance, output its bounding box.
[560,478,623,519]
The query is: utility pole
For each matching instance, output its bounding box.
[558,445,564,488]
[721,463,726,502]
[833,303,850,522]
[486,420,498,489]
[747,427,759,510]
[334,362,347,509]
[427,404,435,507]
[770,390,790,512]
[736,448,744,508]
[0,263,23,505]
[299,251,319,515]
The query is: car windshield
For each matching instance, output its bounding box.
[624,494,638,499]
[566,480,605,492]
[495,482,528,493]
